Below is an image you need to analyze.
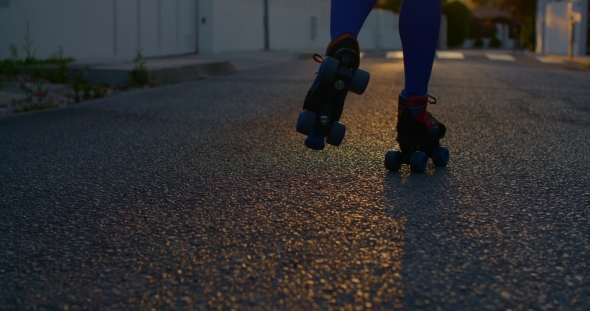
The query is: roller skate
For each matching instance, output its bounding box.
[295,33,370,150]
[384,94,450,173]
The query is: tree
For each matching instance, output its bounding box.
[444,1,472,48]
[497,0,536,50]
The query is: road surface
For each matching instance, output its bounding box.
[1,51,589,310]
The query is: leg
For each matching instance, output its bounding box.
[386,0,449,173]
[330,0,376,40]
[298,0,375,151]
[397,0,445,141]
[325,0,377,68]
[399,0,441,97]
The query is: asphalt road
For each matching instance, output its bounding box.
[1,53,590,310]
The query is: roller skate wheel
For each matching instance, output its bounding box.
[318,56,339,84]
[384,150,402,172]
[296,110,316,135]
[326,122,346,146]
[410,152,428,173]
[305,129,326,150]
[432,146,450,167]
[349,69,370,95]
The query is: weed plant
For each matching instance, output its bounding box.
[127,51,150,87]
[1,22,111,112]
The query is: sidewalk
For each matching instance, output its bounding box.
[0,50,311,115]
[542,53,590,66]
[521,51,590,67]
[84,50,311,87]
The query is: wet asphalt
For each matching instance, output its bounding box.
[1,54,590,311]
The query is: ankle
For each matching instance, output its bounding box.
[326,33,359,55]
[325,33,361,69]
[398,93,427,114]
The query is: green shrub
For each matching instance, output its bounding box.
[468,17,482,39]
[127,51,149,88]
[489,37,502,48]
[443,1,471,48]
[473,37,484,48]
[483,23,497,38]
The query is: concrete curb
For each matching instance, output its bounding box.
[84,60,237,87]
[525,51,590,67]
[297,51,316,60]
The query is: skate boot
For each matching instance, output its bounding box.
[384,94,450,173]
[295,33,370,150]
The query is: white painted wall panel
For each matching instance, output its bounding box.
[0,1,112,62]
[161,1,178,55]
[353,10,403,52]
[377,10,401,50]
[211,0,264,53]
[268,0,330,51]
[140,0,159,57]
[0,1,408,61]
[358,10,378,51]
[198,0,213,54]
[115,0,139,61]
[537,0,590,56]
[545,1,569,55]
[536,0,546,53]
[179,0,197,52]
[0,0,196,63]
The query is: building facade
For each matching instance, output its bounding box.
[536,0,589,56]
[0,0,408,64]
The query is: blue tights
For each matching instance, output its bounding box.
[331,0,441,97]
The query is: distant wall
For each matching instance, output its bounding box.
[358,9,402,52]
[0,0,197,63]
[545,1,570,55]
[198,0,265,54]
[200,4,404,54]
[0,1,446,62]
[268,0,331,52]
[537,0,589,56]
[198,0,331,54]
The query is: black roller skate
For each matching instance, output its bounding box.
[295,33,370,150]
[384,94,450,173]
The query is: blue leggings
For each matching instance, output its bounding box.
[331,0,441,97]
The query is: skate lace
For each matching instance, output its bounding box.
[427,95,439,123]
[313,53,324,63]
[312,54,324,74]
[427,95,437,104]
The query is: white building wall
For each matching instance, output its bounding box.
[0,1,113,62]
[536,0,547,53]
[537,0,589,56]
[1,1,410,61]
[268,0,331,51]
[545,1,570,55]
[0,0,197,63]
[198,0,214,54]
[202,0,265,54]
[199,2,402,54]
[358,9,402,52]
